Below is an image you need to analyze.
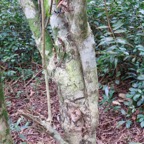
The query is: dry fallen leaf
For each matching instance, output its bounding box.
[118,93,126,99]
[30,89,35,96]
[112,100,121,105]
[118,93,132,102]
[97,139,104,144]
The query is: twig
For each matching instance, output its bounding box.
[104,0,115,39]
[18,110,68,144]
[25,70,42,87]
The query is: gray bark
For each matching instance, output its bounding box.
[19,0,99,143]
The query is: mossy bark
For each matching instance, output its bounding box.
[48,1,99,143]
[20,0,99,143]
[0,74,13,144]
[19,0,53,58]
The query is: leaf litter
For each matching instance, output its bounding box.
[4,65,144,144]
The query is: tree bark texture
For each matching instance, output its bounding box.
[0,75,13,144]
[19,0,99,143]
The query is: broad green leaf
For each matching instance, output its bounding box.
[126,94,133,98]
[137,114,144,119]
[98,25,108,29]
[137,98,144,106]
[126,120,132,128]
[104,85,109,97]
[114,29,126,33]
[129,142,142,144]
[113,20,124,30]
[133,94,140,101]
[115,38,133,47]
[139,117,144,122]
[132,83,138,88]
[116,120,125,128]
[98,37,114,46]
[115,80,120,85]
[121,109,126,115]
[137,75,144,80]
[139,9,144,14]
[140,121,144,128]
[19,134,26,140]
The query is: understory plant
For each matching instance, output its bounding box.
[0,0,41,80]
[87,0,144,127]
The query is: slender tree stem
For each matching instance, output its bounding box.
[45,0,53,28]
[41,0,52,123]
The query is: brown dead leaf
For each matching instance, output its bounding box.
[112,100,121,105]
[118,93,126,99]
[118,93,132,102]
[30,89,35,96]
[97,139,104,144]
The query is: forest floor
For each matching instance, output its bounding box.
[4,64,144,144]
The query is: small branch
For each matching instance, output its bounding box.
[41,0,52,122]
[104,0,115,39]
[18,110,68,144]
[25,70,42,87]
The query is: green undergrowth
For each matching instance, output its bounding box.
[1,0,144,129]
[87,0,144,128]
[0,0,41,80]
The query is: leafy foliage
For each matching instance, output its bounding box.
[0,0,41,79]
[87,0,144,127]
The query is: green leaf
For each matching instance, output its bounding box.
[98,25,108,29]
[137,114,144,119]
[132,83,138,88]
[137,75,144,81]
[129,142,142,144]
[140,121,144,128]
[113,20,124,30]
[98,37,114,46]
[104,85,109,97]
[117,120,125,128]
[115,80,120,85]
[19,134,26,140]
[126,120,132,128]
[139,118,144,122]
[115,38,133,47]
[139,9,144,14]
[126,94,133,98]
[133,94,140,101]
[121,109,126,115]
[137,98,144,106]
[114,29,126,33]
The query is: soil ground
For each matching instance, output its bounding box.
[4,64,144,144]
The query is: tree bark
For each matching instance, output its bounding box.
[19,0,99,143]
[0,74,13,144]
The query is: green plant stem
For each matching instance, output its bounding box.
[104,0,116,39]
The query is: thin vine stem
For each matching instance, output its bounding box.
[41,0,52,123]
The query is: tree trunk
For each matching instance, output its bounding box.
[19,0,99,143]
[0,74,13,144]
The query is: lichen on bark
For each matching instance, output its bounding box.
[0,74,13,144]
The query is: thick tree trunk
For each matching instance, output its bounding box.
[19,0,99,143]
[0,75,13,144]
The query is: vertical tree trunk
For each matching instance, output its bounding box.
[49,1,99,143]
[0,74,13,144]
[19,0,99,143]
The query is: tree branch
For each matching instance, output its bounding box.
[18,110,68,144]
